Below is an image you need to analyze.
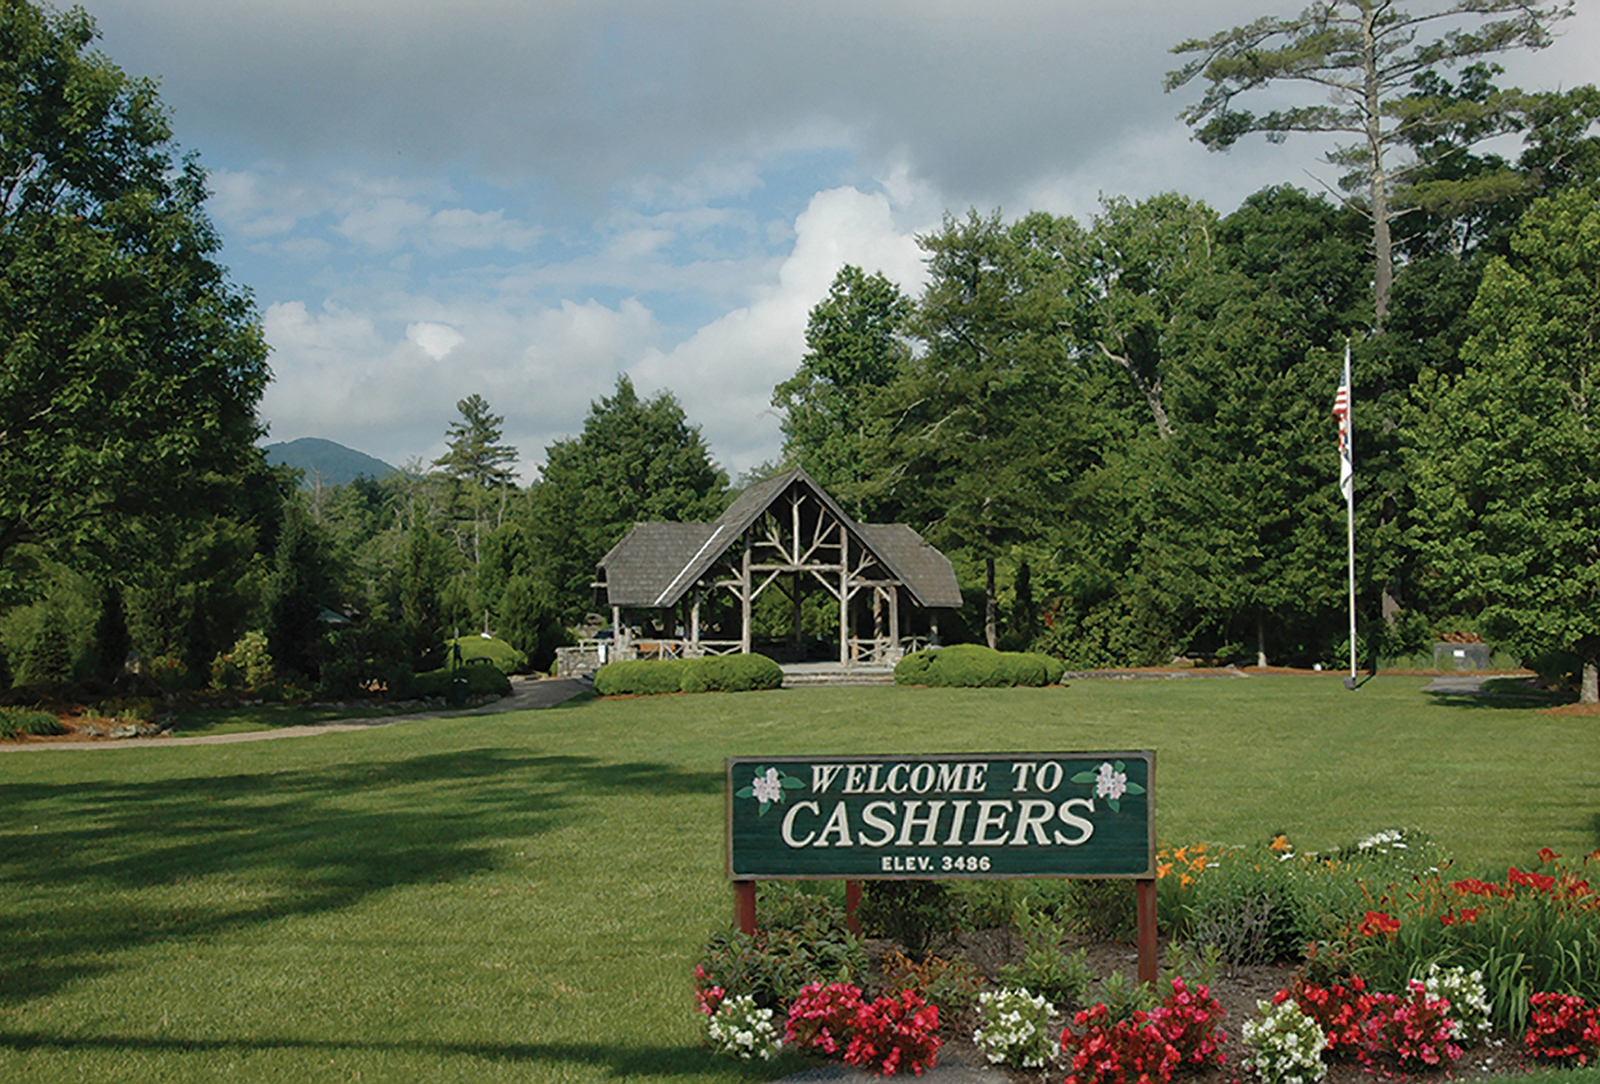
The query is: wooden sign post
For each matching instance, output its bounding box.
[726,751,1157,983]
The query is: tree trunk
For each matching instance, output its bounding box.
[1102,345,1173,439]
[1583,658,1598,705]
[1362,4,1392,333]
[1256,612,1268,669]
[985,554,997,650]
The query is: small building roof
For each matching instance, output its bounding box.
[596,467,961,610]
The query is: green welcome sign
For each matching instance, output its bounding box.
[726,752,1154,880]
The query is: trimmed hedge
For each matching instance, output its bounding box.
[893,644,1064,688]
[680,653,784,693]
[411,663,512,698]
[594,654,784,696]
[593,659,689,696]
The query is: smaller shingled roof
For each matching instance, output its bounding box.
[856,523,964,608]
[597,521,720,608]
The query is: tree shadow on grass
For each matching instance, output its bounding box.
[0,751,720,1006]
[1422,675,1572,711]
[0,1031,734,1077]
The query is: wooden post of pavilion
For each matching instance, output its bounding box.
[838,533,849,666]
[740,534,752,654]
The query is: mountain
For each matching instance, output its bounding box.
[263,438,399,488]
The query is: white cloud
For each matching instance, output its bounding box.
[630,183,931,477]
[1019,123,1347,224]
[260,294,664,481]
[335,197,433,251]
[425,207,540,253]
[405,321,464,360]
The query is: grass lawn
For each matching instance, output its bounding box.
[2,674,1597,1082]
[168,702,416,737]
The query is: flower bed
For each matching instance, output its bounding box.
[694,839,1600,1079]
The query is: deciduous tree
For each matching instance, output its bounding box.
[773,265,912,508]
[0,0,270,577]
[861,211,1087,648]
[532,376,727,619]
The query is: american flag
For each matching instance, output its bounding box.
[1333,346,1352,501]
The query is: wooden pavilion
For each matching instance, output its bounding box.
[593,468,961,666]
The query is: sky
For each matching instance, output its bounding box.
[78,0,1599,483]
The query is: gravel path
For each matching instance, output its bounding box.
[0,675,592,752]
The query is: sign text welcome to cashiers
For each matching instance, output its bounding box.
[726,752,1153,880]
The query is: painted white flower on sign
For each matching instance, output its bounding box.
[1095,762,1128,801]
[734,764,804,817]
[1070,758,1146,812]
[751,767,783,805]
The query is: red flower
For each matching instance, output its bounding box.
[1539,847,1562,865]
[1359,910,1401,937]
[1508,867,1558,893]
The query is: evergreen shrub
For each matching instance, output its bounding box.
[893,643,1062,687]
[682,653,784,693]
[594,654,784,695]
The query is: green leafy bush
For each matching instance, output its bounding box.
[998,901,1094,1008]
[681,653,783,693]
[1185,846,1309,967]
[893,643,1061,687]
[1067,878,1139,941]
[696,888,867,1013]
[411,664,511,698]
[858,880,959,960]
[593,658,688,695]
[211,629,275,690]
[0,707,66,738]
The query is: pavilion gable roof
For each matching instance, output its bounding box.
[596,467,961,610]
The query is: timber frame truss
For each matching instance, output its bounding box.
[612,482,934,666]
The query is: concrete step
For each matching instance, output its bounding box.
[781,669,896,687]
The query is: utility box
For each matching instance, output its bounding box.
[1433,641,1490,670]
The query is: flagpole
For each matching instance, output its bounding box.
[1344,341,1357,690]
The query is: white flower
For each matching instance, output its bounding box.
[973,987,1057,1068]
[751,767,782,804]
[1243,998,1327,1084]
[706,995,782,1061]
[1095,762,1128,801]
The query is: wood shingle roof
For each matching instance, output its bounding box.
[596,467,961,610]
